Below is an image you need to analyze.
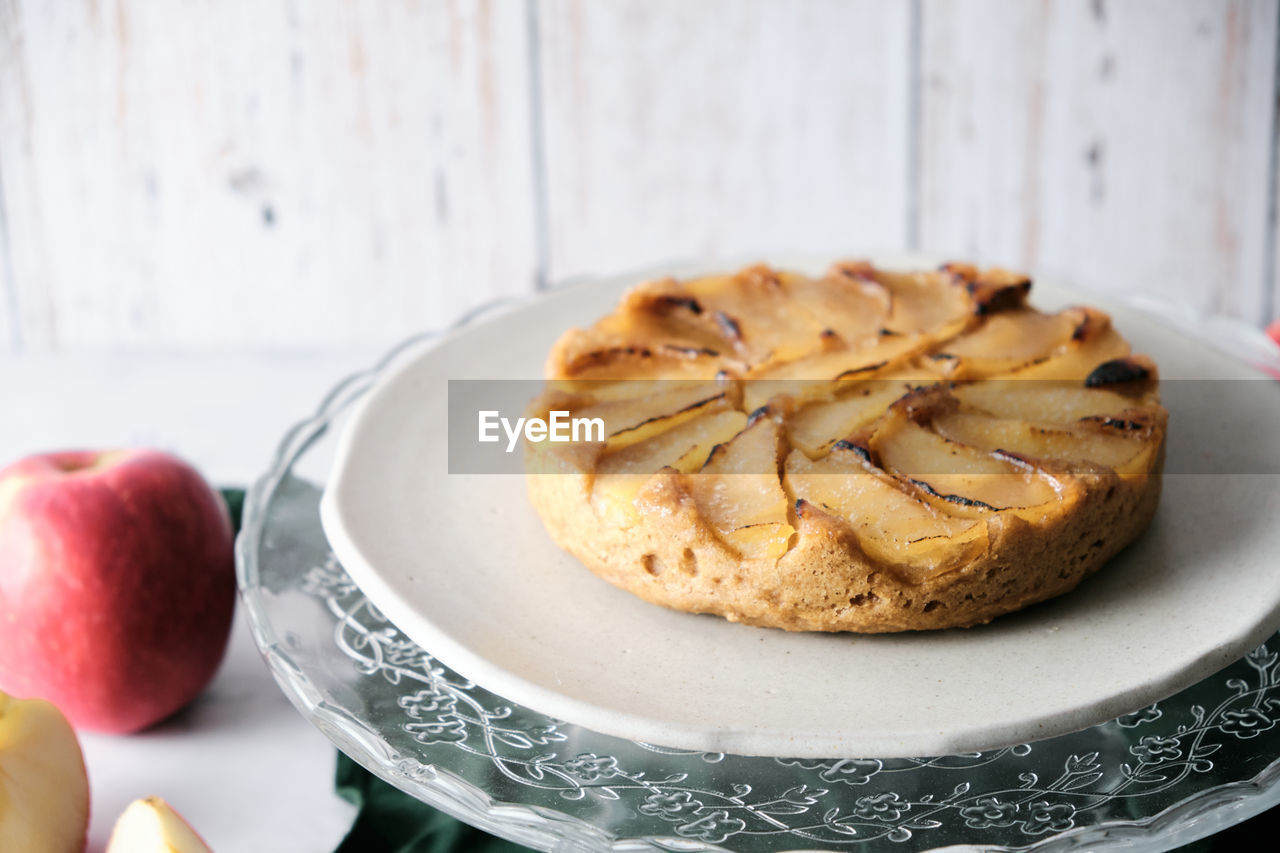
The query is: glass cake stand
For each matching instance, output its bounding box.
[237,297,1280,852]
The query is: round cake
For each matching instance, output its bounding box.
[525,261,1166,632]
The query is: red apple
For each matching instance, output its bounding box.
[0,450,235,733]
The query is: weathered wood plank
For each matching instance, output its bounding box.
[3,0,1276,346]
[920,0,1277,323]
[538,0,914,283]
[0,0,539,350]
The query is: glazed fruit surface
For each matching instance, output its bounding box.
[527,262,1165,632]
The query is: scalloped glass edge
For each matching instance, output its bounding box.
[235,265,1280,853]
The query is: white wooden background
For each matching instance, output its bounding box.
[0,0,1276,353]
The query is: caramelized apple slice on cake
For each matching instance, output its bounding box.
[931,410,1149,472]
[682,416,794,560]
[783,444,987,585]
[591,407,748,524]
[869,404,1065,522]
[785,379,918,458]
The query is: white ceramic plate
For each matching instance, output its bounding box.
[320,256,1280,759]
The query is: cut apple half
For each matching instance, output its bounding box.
[0,691,90,853]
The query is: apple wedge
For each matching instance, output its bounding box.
[684,417,794,560]
[595,406,746,477]
[106,798,213,853]
[785,380,917,458]
[553,342,728,382]
[681,267,829,364]
[546,280,736,381]
[952,379,1145,424]
[870,407,1063,520]
[940,263,1033,315]
[783,445,987,584]
[939,309,1085,377]
[784,266,892,338]
[585,385,729,453]
[592,409,749,525]
[0,691,90,853]
[877,267,976,337]
[932,307,1133,382]
[1002,309,1131,381]
[931,409,1149,472]
[740,330,929,409]
[615,283,734,354]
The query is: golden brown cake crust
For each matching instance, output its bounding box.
[526,262,1167,633]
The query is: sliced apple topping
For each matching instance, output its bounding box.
[783,446,987,584]
[1004,308,1131,381]
[741,329,928,399]
[547,280,738,380]
[931,409,1147,472]
[565,383,730,452]
[592,409,749,524]
[785,268,893,339]
[952,380,1143,424]
[940,309,1084,377]
[596,407,748,477]
[785,380,917,458]
[617,280,733,352]
[682,266,827,364]
[877,268,976,336]
[684,417,794,559]
[532,260,1165,596]
[941,263,1033,315]
[870,407,1062,520]
[551,340,728,381]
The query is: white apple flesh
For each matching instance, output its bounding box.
[107,798,214,853]
[0,690,90,853]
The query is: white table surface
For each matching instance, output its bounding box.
[1,348,387,853]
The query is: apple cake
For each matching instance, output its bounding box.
[525,262,1166,632]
